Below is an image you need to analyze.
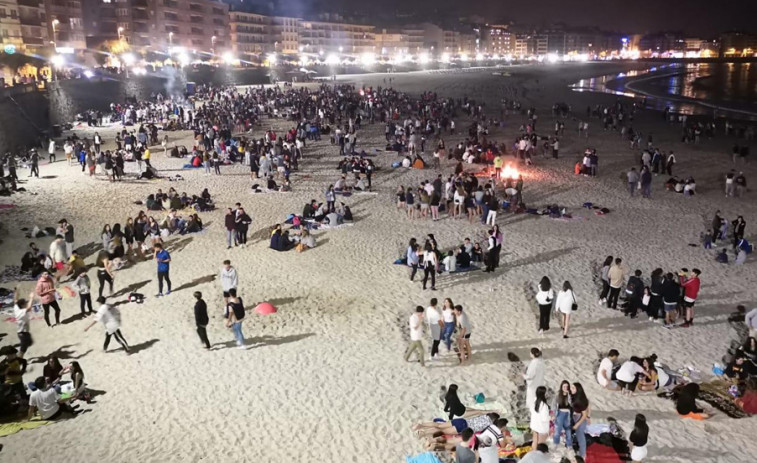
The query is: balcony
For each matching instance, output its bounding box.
[189,4,203,12]
[133,11,148,20]
[133,0,148,6]
[190,16,203,24]
[17,0,43,7]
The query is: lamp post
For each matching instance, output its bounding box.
[51,19,60,49]
[169,32,174,51]
[211,35,217,56]
[118,27,124,41]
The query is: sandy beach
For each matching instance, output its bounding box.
[1,62,756,462]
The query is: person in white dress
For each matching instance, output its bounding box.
[529,386,550,447]
[523,347,545,411]
[555,281,577,338]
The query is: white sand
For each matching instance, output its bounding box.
[1,63,756,462]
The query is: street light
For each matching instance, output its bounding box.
[211,35,216,55]
[169,32,174,51]
[118,27,124,41]
[50,54,64,81]
[51,19,60,49]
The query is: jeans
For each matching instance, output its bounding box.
[642,183,651,198]
[197,325,211,348]
[573,415,588,458]
[79,293,93,314]
[42,301,61,326]
[226,229,234,247]
[553,410,573,447]
[607,286,621,309]
[232,321,244,346]
[538,304,551,331]
[204,162,211,174]
[104,329,128,351]
[442,321,455,350]
[18,331,33,354]
[158,270,171,294]
[409,264,418,281]
[404,340,425,366]
[628,182,636,196]
[431,339,440,357]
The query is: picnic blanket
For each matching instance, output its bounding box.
[318,222,355,230]
[447,265,481,274]
[405,452,442,463]
[0,266,36,284]
[182,164,203,169]
[657,380,749,419]
[0,418,52,437]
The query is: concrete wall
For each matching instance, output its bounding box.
[0,86,50,154]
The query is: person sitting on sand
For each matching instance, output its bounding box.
[683,177,696,196]
[270,225,293,251]
[675,383,710,419]
[267,175,278,191]
[296,229,316,252]
[723,354,749,384]
[27,376,78,421]
[334,175,349,192]
[185,214,203,234]
[597,349,620,391]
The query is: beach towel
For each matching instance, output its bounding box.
[182,164,203,169]
[58,286,76,299]
[394,258,408,265]
[0,204,15,210]
[0,419,52,437]
[585,443,624,463]
[405,452,442,463]
[319,223,355,230]
[412,159,425,169]
[0,265,37,284]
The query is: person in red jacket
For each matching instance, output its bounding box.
[679,268,701,327]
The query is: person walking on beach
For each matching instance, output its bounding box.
[455,305,472,364]
[154,243,172,297]
[13,289,35,356]
[220,260,238,306]
[627,167,639,197]
[426,298,443,361]
[29,150,40,178]
[35,271,60,327]
[96,250,115,299]
[225,288,246,348]
[555,281,576,338]
[535,276,554,334]
[404,306,425,367]
[84,297,129,353]
[48,138,56,163]
[193,291,211,349]
[607,258,626,310]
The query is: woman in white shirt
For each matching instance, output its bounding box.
[529,386,550,446]
[441,298,456,352]
[421,242,437,291]
[555,281,576,339]
[523,348,546,411]
[535,276,554,334]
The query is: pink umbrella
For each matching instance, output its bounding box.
[254,302,278,315]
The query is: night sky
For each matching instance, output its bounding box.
[266,0,756,36]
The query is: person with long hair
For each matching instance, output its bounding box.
[535,276,554,333]
[441,298,456,352]
[598,255,613,304]
[421,241,437,290]
[571,382,590,459]
[555,281,576,338]
[552,380,573,449]
[407,238,419,281]
[629,413,649,462]
[530,386,550,446]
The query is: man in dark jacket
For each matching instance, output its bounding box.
[193,291,210,349]
[624,269,644,318]
[224,208,236,249]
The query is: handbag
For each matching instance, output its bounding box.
[571,292,578,311]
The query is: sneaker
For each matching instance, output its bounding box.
[538,329,544,334]
[156,293,163,297]
[165,290,171,295]
[648,317,654,321]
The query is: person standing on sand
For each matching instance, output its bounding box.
[627,167,639,197]
[535,276,554,334]
[225,288,246,348]
[607,258,626,310]
[84,297,129,353]
[35,271,60,327]
[13,289,35,356]
[193,292,211,349]
[234,207,252,247]
[48,138,56,163]
[220,260,238,306]
[426,298,443,361]
[679,268,701,327]
[404,306,425,367]
[455,305,472,364]
[154,243,172,297]
[224,208,236,249]
[57,219,75,258]
[29,149,39,178]
[524,348,545,411]
[421,241,437,291]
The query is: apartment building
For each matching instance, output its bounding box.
[229,10,269,57]
[43,0,85,49]
[0,0,25,51]
[299,20,375,55]
[153,0,229,51]
[270,15,298,54]
[482,25,513,55]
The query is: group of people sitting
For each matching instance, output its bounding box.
[301,200,354,225]
[144,187,215,212]
[664,176,697,195]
